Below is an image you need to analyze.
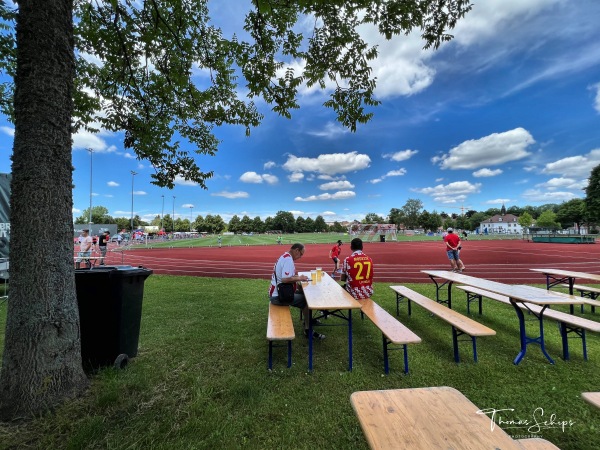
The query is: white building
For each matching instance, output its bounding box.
[479,213,523,234]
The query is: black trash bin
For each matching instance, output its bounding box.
[75,265,152,371]
[380,235,386,242]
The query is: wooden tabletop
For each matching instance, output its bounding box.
[530,268,600,282]
[422,270,583,306]
[582,392,600,409]
[351,386,523,450]
[300,271,362,310]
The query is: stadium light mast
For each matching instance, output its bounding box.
[87,148,93,226]
[189,205,194,232]
[130,171,137,233]
[161,194,165,232]
[172,195,176,232]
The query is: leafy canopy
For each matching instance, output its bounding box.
[0,0,471,188]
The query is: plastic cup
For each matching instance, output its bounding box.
[316,267,322,281]
[311,270,317,283]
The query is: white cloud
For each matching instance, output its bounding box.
[264,161,276,169]
[368,168,407,184]
[432,128,534,170]
[591,82,600,113]
[211,191,249,199]
[383,150,418,162]
[72,130,118,153]
[182,203,194,208]
[485,198,512,204]
[473,168,503,177]
[536,177,588,191]
[134,191,146,195]
[319,180,355,191]
[288,172,304,183]
[174,175,199,187]
[413,180,481,204]
[239,171,278,184]
[1,126,14,137]
[542,149,600,178]
[321,211,336,216]
[522,189,579,202]
[307,122,351,138]
[107,181,119,187]
[283,151,371,175]
[294,191,356,202]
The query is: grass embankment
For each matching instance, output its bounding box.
[1,276,599,449]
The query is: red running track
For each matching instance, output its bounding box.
[105,239,600,285]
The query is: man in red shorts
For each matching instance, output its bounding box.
[443,227,465,272]
[341,238,374,299]
[329,239,343,276]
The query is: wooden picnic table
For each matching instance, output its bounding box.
[351,386,540,450]
[421,270,583,365]
[300,271,362,371]
[530,268,600,295]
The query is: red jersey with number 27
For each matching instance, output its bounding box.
[342,250,374,299]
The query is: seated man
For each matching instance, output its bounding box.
[341,238,374,300]
[268,243,325,339]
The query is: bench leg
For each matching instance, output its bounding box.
[382,334,389,374]
[381,335,410,375]
[465,292,483,315]
[452,327,460,362]
[559,323,587,361]
[268,340,293,370]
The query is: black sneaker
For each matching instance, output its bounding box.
[304,330,326,340]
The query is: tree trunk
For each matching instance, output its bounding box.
[0,0,88,420]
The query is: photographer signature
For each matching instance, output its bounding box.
[477,407,575,433]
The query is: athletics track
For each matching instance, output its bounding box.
[106,239,600,284]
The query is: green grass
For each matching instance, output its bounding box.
[137,231,523,249]
[1,276,599,449]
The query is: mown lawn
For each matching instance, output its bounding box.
[1,275,599,449]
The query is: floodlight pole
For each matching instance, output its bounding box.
[88,148,93,226]
[172,196,176,232]
[189,206,193,232]
[161,194,164,232]
[130,171,137,233]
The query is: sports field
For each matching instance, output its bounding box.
[107,237,600,284]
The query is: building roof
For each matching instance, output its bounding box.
[482,213,519,224]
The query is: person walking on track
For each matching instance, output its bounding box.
[329,239,343,276]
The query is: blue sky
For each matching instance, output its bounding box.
[1,0,600,225]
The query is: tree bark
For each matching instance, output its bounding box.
[0,0,88,420]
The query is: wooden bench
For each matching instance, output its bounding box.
[582,391,600,410]
[456,285,600,361]
[561,283,600,313]
[516,438,561,449]
[267,303,295,369]
[358,298,421,374]
[390,286,495,362]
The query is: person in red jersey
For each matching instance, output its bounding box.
[329,239,343,276]
[341,238,374,300]
[443,227,465,273]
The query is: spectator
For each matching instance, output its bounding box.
[341,238,374,300]
[268,243,325,340]
[329,239,343,276]
[443,228,465,273]
[75,229,93,269]
[98,230,109,265]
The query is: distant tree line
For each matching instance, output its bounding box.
[75,164,600,234]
